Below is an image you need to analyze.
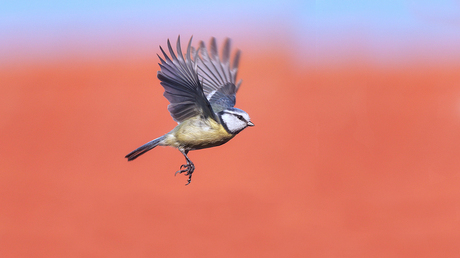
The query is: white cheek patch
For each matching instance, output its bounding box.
[222,113,247,134]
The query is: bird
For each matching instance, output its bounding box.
[125,36,254,185]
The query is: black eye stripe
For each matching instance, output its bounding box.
[223,111,246,122]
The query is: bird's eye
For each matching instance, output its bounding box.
[236,114,244,120]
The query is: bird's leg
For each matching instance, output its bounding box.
[174,150,195,185]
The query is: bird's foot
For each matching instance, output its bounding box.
[175,163,195,185]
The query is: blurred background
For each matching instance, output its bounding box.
[1,1,460,257]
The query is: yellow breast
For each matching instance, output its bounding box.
[165,116,234,150]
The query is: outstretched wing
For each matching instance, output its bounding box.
[196,38,242,113]
[157,36,216,123]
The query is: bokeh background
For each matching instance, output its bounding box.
[2,1,460,257]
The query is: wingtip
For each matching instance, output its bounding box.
[223,37,231,47]
[222,38,231,62]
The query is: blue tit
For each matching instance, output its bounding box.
[125,36,254,185]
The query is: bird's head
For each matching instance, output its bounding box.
[218,107,254,134]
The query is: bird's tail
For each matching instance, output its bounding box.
[125,135,166,161]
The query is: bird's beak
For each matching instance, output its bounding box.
[247,121,255,127]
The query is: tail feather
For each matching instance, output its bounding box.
[125,136,165,161]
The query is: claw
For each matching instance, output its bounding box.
[176,150,195,185]
[175,162,194,185]
[185,175,192,186]
[175,165,189,176]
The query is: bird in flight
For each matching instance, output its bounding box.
[125,36,254,185]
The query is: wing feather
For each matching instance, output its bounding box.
[196,37,242,111]
[157,36,216,123]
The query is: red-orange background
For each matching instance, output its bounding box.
[2,2,460,257]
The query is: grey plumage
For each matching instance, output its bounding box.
[125,135,166,161]
[126,36,253,185]
[157,36,216,123]
[207,83,236,113]
[157,36,243,121]
[196,38,242,112]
